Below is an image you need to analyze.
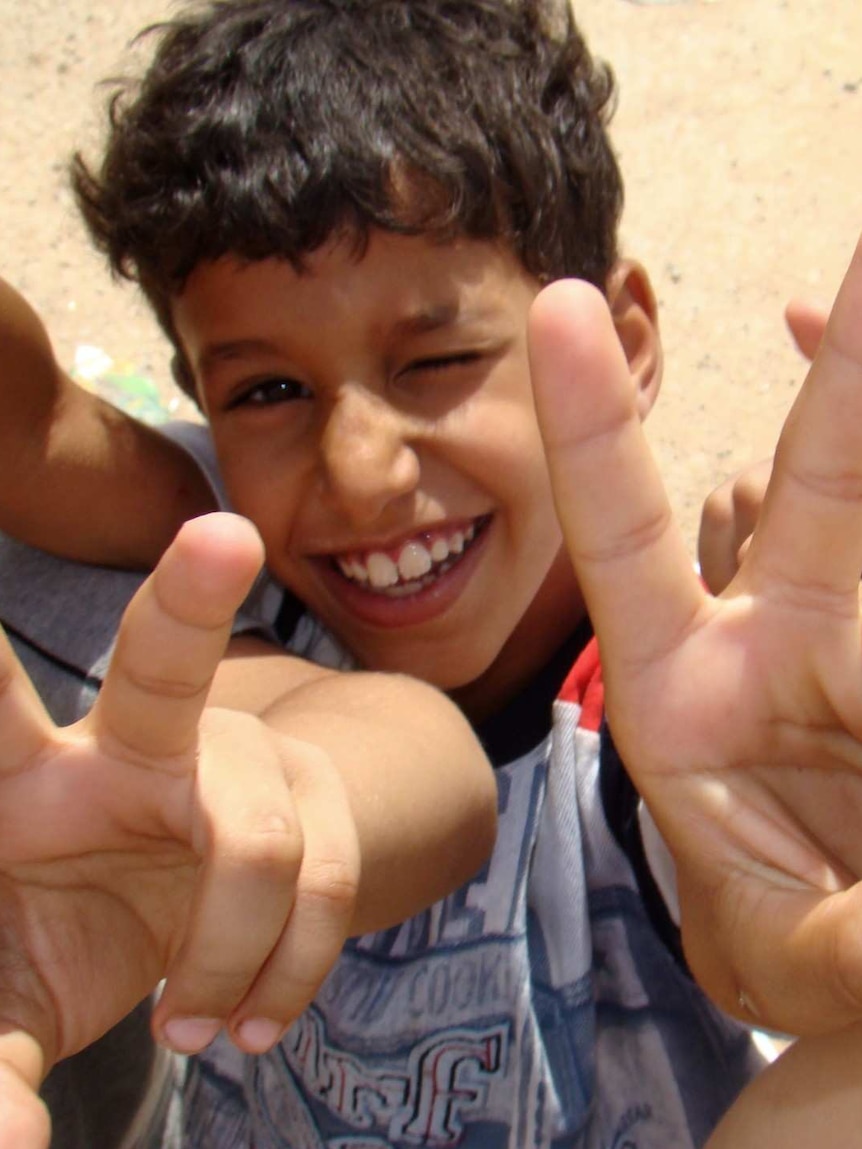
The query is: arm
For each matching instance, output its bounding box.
[527,232,862,1037]
[706,1026,862,1148]
[210,637,499,934]
[0,276,216,568]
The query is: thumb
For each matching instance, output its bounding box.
[0,1031,49,1149]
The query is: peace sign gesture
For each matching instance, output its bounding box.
[529,235,862,1037]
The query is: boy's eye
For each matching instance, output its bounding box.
[228,377,311,409]
[402,351,482,378]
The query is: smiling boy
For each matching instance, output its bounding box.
[105,228,721,1143]
[173,236,647,714]
[0,0,830,1144]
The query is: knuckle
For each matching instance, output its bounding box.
[297,854,360,919]
[168,965,247,1010]
[120,661,208,702]
[828,904,862,1015]
[219,816,305,877]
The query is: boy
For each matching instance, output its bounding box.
[7,286,862,1149]
[5,0,862,1145]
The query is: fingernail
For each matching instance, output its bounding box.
[161,1017,222,1052]
[236,1018,284,1053]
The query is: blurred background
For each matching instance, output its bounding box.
[2,0,860,548]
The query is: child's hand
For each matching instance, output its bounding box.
[0,512,359,1148]
[528,234,862,1037]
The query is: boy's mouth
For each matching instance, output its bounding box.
[330,516,491,597]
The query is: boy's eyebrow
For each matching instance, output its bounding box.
[390,303,461,337]
[196,339,280,375]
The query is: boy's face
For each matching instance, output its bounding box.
[172,232,659,717]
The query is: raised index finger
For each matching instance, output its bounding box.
[527,280,704,669]
[92,513,264,761]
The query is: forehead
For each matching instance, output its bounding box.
[171,231,541,359]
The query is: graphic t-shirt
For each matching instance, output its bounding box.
[0,423,763,1148]
[182,602,762,1149]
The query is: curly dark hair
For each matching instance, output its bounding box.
[73,0,623,391]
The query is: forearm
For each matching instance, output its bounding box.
[8,386,217,568]
[265,671,497,932]
[706,1025,862,1148]
[0,276,216,568]
[210,643,498,934]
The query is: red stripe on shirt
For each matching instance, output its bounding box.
[557,636,604,732]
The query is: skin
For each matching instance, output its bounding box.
[173,231,663,722]
[528,232,862,1041]
[705,1023,862,1148]
[0,276,216,567]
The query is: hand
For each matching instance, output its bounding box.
[697,299,829,594]
[0,512,360,1147]
[528,233,862,1037]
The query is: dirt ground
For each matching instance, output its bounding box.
[2,0,861,551]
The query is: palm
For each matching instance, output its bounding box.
[620,590,862,869]
[0,737,200,1064]
[529,236,862,1035]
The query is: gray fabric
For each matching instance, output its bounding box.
[40,1002,163,1149]
[0,531,145,725]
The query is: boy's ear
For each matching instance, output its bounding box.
[606,260,663,420]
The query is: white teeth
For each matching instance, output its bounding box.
[366,552,399,589]
[430,538,450,563]
[336,520,484,591]
[337,557,369,582]
[398,541,433,581]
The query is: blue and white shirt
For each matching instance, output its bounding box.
[0,423,763,1148]
[183,600,762,1149]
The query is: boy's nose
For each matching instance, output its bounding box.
[319,389,420,526]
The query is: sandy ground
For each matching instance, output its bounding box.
[2,0,861,551]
